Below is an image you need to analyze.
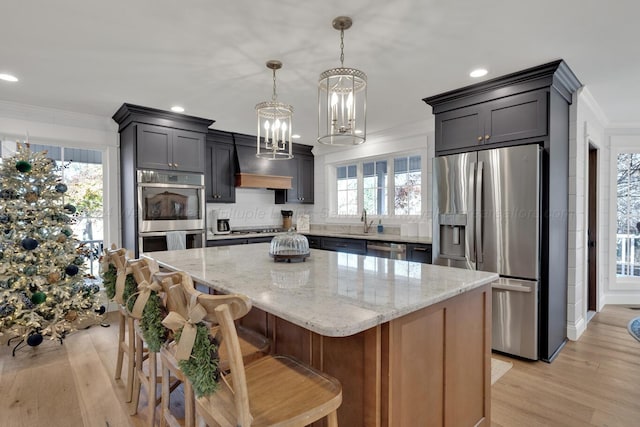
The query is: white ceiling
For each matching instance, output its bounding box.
[1,0,639,144]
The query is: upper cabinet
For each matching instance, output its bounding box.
[279,144,314,204]
[137,124,205,172]
[206,130,236,203]
[435,91,548,153]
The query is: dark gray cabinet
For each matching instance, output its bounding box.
[112,103,214,255]
[205,130,236,203]
[137,123,205,172]
[424,60,581,362]
[407,243,432,264]
[433,88,548,154]
[320,237,367,255]
[283,146,314,204]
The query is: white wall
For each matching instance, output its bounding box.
[0,101,120,247]
[567,88,609,340]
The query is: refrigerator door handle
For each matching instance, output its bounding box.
[475,161,484,264]
[468,161,476,263]
[492,283,532,292]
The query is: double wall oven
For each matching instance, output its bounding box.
[137,170,205,252]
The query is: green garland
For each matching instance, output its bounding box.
[100,264,137,311]
[140,291,168,352]
[177,323,220,398]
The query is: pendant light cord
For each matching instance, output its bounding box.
[340,29,345,66]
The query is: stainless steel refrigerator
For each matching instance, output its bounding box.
[433,144,540,360]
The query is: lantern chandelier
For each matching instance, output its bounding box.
[256,60,294,160]
[318,16,367,146]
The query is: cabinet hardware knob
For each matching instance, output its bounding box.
[168,163,172,167]
[477,136,483,142]
[485,135,490,140]
[174,163,179,167]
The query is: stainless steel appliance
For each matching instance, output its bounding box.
[433,144,540,359]
[366,241,407,260]
[137,170,205,251]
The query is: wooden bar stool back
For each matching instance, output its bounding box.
[195,303,343,427]
[159,277,268,427]
[106,246,137,403]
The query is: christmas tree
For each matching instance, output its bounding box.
[0,144,99,345]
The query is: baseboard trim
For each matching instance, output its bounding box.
[567,317,586,341]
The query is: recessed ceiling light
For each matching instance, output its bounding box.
[292,134,301,139]
[170,106,185,113]
[0,73,19,82]
[469,68,488,78]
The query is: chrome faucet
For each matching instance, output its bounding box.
[361,209,374,233]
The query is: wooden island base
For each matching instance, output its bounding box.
[239,284,491,427]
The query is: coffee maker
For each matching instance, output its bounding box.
[209,209,231,235]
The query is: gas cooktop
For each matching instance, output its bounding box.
[230,227,285,235]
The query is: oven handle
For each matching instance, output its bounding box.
[139,230,204,237]
[138,182,204,189]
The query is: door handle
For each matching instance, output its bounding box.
[475,161,483,264]
[469,161,476,263]
[492,283,532,293]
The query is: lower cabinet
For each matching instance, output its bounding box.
[320,237,367,255]
[407,243,432,264]
[206,236,274,247]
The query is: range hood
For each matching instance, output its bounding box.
[234,138,292,190]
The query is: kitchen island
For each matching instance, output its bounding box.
[145,244,498,427]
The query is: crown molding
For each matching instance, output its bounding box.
[0,100,116,132]
[577,87,609,127]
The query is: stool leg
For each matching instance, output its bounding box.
[327,410,338,427]
[160,360,170,427]
[125,315,136,403]
[184,380,195,427]
[115,311,125,380]
[129,332,143,415]
[147,351,157,427]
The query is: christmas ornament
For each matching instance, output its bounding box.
[56,234,67,243]
[15,160,32,173]
[26,333,43,347]
[29,283,39,292]
[21,237,39,251]
[47,271,61,283]
[31,291,47,305]
[0,214,9,223]
[95,305,106,315]
[20,293,34,309]
[55,183,68,193]
[63,204,77,214]
[61,228,72,237]
[74,256,84,265]
[0,189,16,199]
[65,265,79,276]
[0,303,15,316]
[24,265,37,276]
[25,191,39,203]
[65,310,78,321]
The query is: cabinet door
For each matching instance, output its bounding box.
[435,105,483,153]
[137,124,173,170]
[484,91,547,145]
[213,142,236,203]
[172,130,205,173]
[286,155,315,204]
[321,237,367,254]
[407,243,432,264]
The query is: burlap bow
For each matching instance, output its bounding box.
[99,250,110,275]
[161,294,207,361]
[130,279,163,318]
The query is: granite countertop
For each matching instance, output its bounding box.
[207,230,432,244]
[144,244,496,337]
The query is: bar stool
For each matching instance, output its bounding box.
[195,303,342,427]
[128,258,178,426]
[158,274,270,427]
[106,246,137,403]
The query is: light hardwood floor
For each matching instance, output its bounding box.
[1,305,639,426]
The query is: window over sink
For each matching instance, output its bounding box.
[331,152,423,218]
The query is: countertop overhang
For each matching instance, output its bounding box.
[207,230,432,244]
[144,244,496,337]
